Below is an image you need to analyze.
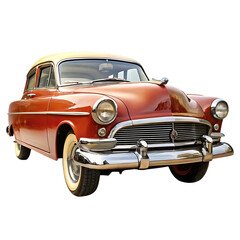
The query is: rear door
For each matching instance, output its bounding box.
[19,63,57,152]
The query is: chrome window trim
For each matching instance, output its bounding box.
[108,116,212,139]
[8,111,90,116]
[36,63,55,89]
[25,61,58,92]
[25,69,37,92]
[36,62,57,90]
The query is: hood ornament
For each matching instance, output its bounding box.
[150,77,169,86]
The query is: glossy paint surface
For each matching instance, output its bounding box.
[60,83,207,120]
[19,89,56,152]
[8,54,222,160]
[188,94,223,131]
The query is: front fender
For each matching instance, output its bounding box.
[188,94,223,131]
[47,92,130,159]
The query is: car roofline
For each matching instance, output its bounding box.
[30,52,140,69]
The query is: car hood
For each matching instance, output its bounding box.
[60,82,205,120]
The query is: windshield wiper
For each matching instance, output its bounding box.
[62,81,90,86]
[61,78,130,86]
[90,78,130,84]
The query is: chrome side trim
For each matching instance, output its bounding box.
[47,112,89,116]
[108,116,212,138]
[8,111,90,116]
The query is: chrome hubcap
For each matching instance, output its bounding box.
[67,143,80,183]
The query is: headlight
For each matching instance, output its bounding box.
[91,98,117,125]
[211,99,229,119]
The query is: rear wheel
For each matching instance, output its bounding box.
[15,142,31,160]
[169,162,209,183]
[62,132,100,196]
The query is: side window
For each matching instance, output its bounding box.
[37,66,51,88]
[48,68,56,87]
[26,72,36,91]
[37,66,56,88]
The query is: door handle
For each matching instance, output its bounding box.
[27,93,36,98]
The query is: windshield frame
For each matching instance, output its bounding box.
[57,58,149,87]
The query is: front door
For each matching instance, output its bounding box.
[19,64,57,152]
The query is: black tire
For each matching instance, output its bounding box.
[15,142,31,160]
[169,162,209,183]
[62,132,100,196]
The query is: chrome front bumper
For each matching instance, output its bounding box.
[74,137,233,170]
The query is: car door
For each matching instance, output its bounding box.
[19,63,57,152]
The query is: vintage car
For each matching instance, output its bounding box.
[7,52,233,196]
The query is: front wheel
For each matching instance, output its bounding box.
[169,162,209,183]
[62,132,100,196]
[15,142,31,160]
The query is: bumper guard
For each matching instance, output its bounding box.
[74,136,233,170]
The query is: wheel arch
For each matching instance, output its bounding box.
[55,121,76,159]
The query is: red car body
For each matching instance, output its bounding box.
[7,52,233,196]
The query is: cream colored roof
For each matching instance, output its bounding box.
[31,52,139,69]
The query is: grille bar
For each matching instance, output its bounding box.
[113,122,210,146]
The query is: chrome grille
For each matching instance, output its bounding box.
[113,122,210,146]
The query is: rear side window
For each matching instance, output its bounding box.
[37,66,56,88]
[26,73,36,91]
[37,66,51,88]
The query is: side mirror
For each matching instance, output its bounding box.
[151,77,169,86]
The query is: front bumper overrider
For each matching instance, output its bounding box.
[74,136,233,170]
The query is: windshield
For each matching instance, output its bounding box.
[59,59,149,85]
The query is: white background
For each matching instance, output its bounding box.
[0,1,239,239]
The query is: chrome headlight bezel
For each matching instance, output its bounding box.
[211,99,229,120]
[91,98,118,125]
